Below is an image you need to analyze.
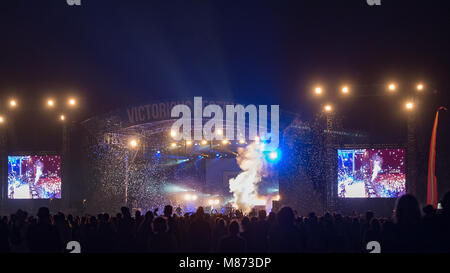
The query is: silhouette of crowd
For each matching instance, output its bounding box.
[1,192,450,253]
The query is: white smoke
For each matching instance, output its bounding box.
[229,142,267,213]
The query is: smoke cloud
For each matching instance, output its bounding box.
[229,142,267,213]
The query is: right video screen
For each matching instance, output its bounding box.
[337,148,406,198]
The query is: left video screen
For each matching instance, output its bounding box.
[8,155,62,199]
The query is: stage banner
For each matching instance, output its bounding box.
[427,107,447,208]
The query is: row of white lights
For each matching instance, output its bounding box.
[170,129,259,147]
[170,138,246,148]
[0,98,78,124]
[184,193,220,205]
[127,137,247,149]
[184,193,198,201]
[170,129,248,144]
[315,83,425,112]
[127,130,263,151]
[314,82,424,96]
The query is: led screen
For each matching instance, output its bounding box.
[8,155,62,199]
[338,149,406,198]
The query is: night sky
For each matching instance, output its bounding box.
[1,1,450,193]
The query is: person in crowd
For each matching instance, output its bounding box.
[304,212,321,252]
[136,211,154,252]
[54,212,71,251]
[218,220,246,253]
[363,218,382,247]
[393,194,424,252]
[212,218,227,251]
[116,206,135,252]
[253,210,269,252]
[26,207,61,253]
[268,207,303,252]
[97,213,116,253]
[0,216,10,253]
[240,216,256,252]
[148,216,176,253]
[9,209,29,252]
[135,210,143,229]
[187,207,212,252]
[164,205,176,234]
[436,191,450,252]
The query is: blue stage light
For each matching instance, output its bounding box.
[269,151,278,160]
[265,149,281,163]
[216,153,220,158]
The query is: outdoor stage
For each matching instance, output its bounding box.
[0,97,413,217]
[68,97,404,217]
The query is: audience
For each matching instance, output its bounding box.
[218,220,246,253]
[1,192,450,253]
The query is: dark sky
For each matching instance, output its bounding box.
[2,0,449,111]
[1,0,450,192]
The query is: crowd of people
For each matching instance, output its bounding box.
[1,192,450,253]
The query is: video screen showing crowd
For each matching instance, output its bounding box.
[7,155,62,199]
[338,149,406,198]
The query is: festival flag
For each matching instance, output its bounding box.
[427,107,447,208]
